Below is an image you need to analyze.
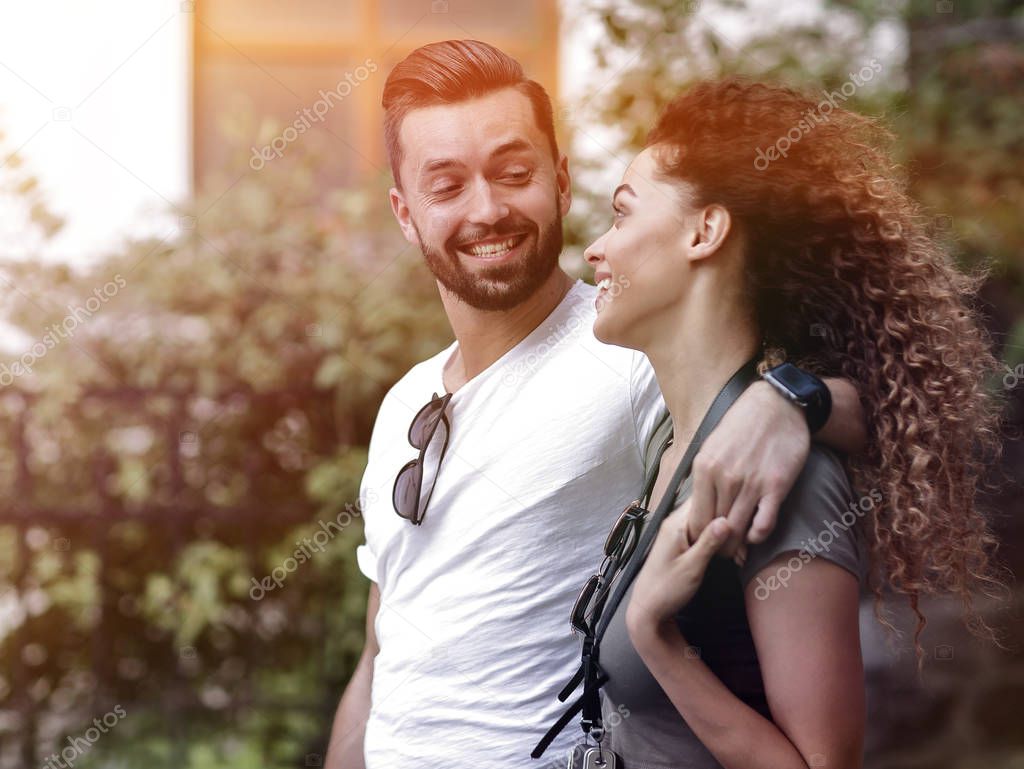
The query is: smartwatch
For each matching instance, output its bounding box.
[762,362,832,435]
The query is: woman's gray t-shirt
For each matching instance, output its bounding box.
[598,413,870,769]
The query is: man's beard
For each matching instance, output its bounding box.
[414,210,563,312]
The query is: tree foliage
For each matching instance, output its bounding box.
[0,121,449,766]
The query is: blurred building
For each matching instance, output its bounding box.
[191,0,561,189]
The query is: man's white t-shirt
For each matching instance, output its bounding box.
[355,280,665,767]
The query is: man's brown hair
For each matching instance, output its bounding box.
[382,39,559,187]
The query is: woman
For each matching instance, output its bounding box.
[571,79,1004,768]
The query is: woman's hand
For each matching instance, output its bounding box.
[625,501,732,640]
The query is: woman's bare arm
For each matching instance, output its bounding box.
[628,554,864,769]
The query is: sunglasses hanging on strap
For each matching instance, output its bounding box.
[532,357,760,765]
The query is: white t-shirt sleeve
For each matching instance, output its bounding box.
[356,541,378,583]
[354,383,404,586]
[356,459,381,583]
[629,350,667,475]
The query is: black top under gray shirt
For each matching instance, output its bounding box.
[598,412,870,769]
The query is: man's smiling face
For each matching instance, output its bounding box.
[389,87,571,311]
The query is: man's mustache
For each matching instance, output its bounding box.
[449,219,536,249]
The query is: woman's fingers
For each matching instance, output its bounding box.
[630,513,733,623]
[680,517,731,574]
[732,541,748,568]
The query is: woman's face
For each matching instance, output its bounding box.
[584,146,697,349]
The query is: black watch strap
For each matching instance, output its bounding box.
[762,362,832,434]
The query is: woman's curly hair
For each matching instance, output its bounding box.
[647,77,1007,662]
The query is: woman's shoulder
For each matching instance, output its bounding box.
[739,445,872,590]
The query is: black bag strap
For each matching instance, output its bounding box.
[531,356,759,760]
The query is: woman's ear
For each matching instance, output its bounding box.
[688,204,733,262]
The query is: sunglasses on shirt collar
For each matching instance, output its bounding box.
[392,392,453,525]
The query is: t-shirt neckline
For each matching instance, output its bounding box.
[434,278,586,395]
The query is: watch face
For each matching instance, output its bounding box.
[769,364,818,402]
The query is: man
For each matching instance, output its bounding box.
[325,40,865,768]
